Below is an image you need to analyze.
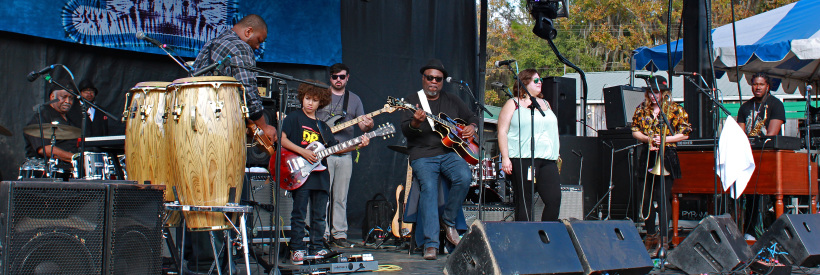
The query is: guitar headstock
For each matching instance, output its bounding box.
[386,96,414,111]
[382,104,398,113]
[373,122,396,139]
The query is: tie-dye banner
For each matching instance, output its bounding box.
[1,0,341,66]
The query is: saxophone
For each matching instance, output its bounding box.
[748,104,768,136]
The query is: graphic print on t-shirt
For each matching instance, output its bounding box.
[301,126,320,146]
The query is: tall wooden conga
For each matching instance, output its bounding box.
[167,76,246,231]
[123,81,180,226]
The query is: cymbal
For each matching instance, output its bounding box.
[387,145,409,155]
[0,125,10,136]
[23,123,81,140]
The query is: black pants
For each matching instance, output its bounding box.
[643,175,674,238]
[509,158,561,221]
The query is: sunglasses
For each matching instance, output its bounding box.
[424,74,443,82]
[331,74,347,80]
[532,78,543,84]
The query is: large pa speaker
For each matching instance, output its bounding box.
[564,219,654,275]
[542,77,577,136]
[0,181,164,274]
[444,221,584,275]
[751,214,820,267]
[667,214,752,274]
[602,85,644,130]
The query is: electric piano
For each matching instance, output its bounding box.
[676,136,803,151]
[670,139,816,245]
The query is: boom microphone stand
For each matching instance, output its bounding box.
[450,80,492,219]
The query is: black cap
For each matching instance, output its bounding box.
[648,75,670,91]
[78,79,98,95]
[419,59,448,79]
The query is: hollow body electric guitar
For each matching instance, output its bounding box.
[327,104,397,133]
[274,123,396,190]
[387,97,479,165]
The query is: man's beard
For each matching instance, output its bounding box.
[424,89,438,97]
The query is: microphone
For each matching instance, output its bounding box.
[136,31,165,48]
[674,71,698,76]
[634,74,653,79]
[494,59,516,67]
[446,77,468,86]
[26,65,56,82]
[490,82,507,89]
[32,98,60,111]
[192,55,231,77]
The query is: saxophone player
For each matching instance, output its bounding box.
[737,72,786,136]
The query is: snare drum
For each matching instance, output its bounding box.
[167,76,246,231]
[72,152,110,179]
[18,158,47,179]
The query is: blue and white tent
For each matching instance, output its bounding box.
[634,0,820,94]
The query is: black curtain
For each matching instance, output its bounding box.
[0,1,479,239]
[340,0,478,237]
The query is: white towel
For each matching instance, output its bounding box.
[717,116,756,199]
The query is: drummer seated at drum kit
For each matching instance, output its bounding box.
[21,80,81,180]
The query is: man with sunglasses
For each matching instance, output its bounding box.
[400,59,477,260]
[316,63,373,248]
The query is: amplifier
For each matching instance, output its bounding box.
[247,173,295,229]
[534,185,584,220]
[462,203,515,225]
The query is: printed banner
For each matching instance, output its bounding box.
[0,0,341,65]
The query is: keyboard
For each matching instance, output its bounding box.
[677,136,802,151]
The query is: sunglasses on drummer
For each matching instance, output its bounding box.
[331,74,347,80]
[424,75,443,82]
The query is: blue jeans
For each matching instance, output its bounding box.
[410,152,471,249]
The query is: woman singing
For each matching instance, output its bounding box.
[497,69,561,221]
[631,75,691,256]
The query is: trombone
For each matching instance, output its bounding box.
[638,130,670,222]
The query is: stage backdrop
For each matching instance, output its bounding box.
[0,0,341,65]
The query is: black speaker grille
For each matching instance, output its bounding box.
[9,185,106,274]
[108,186,164,275]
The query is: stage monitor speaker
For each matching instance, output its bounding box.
[667,214,752,274]
[534,185,584,221]
[0,181,164,275]
[444,221,584,275]
[105,183,165,275]
[248,173,295,229]
[602,85,644,129]
[564,219,654,275]
[462,203,514,226]
[751,213,820,267]
[543,77,577,136]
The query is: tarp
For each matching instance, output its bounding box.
[634,0,820,94]
[0,0,342,65]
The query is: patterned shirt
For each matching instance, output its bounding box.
[630,98,692,147]
[193,30,265,121]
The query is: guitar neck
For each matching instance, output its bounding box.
[404,105,456,129]
[316,131,379,159]
[330,108,385,133]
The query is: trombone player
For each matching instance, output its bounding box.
[631,75,692,257]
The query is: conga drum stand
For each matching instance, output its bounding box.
[165,203,253,275]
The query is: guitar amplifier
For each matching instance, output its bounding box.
[534,185,584,220]
[247,173,296,229]
[462,203,515,225]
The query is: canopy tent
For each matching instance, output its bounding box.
[633,0,820,94]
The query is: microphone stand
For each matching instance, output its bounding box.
[230,64,329,89]
[145,38,192,75]
[507,63,544,222]
[453,81,492,219]
[586,142,641,220]
[646,79,675,264]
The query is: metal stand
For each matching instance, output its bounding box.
[165,203,254,275]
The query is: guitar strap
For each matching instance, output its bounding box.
[417,90,435,129]
[342,89,350,117]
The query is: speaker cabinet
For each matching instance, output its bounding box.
[602,85,644,130]
[0,181,164,274]
[668,214,752,274]
[534,185,584,221]
[564,220,654,275]
[444,221,584,275]
[542,77,577,136]
[751,214,820,267]
[462,203,514,226]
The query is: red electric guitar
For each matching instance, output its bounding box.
[387,96,479,165]
[273,123,396,190]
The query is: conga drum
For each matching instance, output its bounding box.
[123,81,179,226]
[167,76,246,231]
